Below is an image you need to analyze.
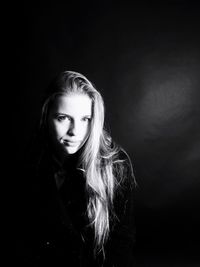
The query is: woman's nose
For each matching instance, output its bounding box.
[67,121,78,136]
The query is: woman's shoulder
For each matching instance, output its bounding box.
[111,145,136,224]
[115,146,132,162]
[111,143,136,188]
[111,142,133,168]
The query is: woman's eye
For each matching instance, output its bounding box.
[57,116,65,121]
[57,115,71,122]
[82,117,91,122]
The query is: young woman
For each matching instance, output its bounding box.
[20,71,136,266]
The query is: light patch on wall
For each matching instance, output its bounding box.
[136,65,195,138]
[139,72,191,118]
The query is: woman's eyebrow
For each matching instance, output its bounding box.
[82,115,92,118]
[53,112,71,118]
[54,112,91,117]
[54,112,68,116]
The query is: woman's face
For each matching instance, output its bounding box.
[48,93,92,159]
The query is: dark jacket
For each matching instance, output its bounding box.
[16,148,136,267]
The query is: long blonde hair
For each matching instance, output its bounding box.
[40,71,122,251]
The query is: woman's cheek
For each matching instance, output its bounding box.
[55,122,68,136]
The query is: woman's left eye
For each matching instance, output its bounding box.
[82,117,91,122]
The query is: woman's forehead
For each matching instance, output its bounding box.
[51,93,92,115]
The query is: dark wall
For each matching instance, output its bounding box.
[14,1,200,265]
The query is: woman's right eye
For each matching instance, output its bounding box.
[57,115,68,122]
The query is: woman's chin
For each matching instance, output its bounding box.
[64,146,79,155]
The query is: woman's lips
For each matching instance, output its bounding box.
[62,140,80,147]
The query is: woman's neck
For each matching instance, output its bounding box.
[52,151,80,170]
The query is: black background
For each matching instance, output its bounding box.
[13,1,200,265]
